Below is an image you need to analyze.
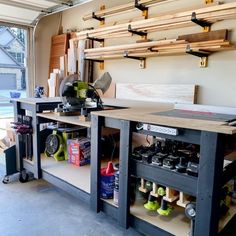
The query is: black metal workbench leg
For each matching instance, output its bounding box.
[90,115,103,213]
[118,120,132,229]
[195,131,224,236]
[32,109,41,179]
[13,101,25,174]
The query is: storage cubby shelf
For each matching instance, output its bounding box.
[130,159,197,196]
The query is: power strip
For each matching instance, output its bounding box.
[142,124,178,136]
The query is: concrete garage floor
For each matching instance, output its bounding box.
[0,164,141,236]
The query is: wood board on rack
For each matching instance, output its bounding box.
[116,83,197,104]
[77,2,236,40]
[49,34,69,74]
[83,30,234,61]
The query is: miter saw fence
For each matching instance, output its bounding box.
[58,72,112,116]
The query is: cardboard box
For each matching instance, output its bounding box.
[67,137,90,166]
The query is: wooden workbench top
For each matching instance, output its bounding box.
[37,112,91,128]
[92,106,236,135]
[21,97,235,134]
[13,97,61,105]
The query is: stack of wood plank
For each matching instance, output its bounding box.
[77,2,236,40]
[84,29,234,60]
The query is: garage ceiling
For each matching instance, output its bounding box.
[0,0,92,27]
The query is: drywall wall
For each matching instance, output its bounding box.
[36,0,236,107]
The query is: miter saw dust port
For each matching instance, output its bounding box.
[57,72,112,117]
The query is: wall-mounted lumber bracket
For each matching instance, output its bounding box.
[134,0,148,18]
[205,0,214,4]
[92,12,104,22]
[148,47,158,52]
[128,24,147,37]
[86,34,104,43]
[85,58,104,63]
[186,45,209,67]
[191,12,212,32]
[134,0,148,11]
[124,51,146,69]
[85,59,104,70]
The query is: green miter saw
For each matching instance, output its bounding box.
[45,130,68,161]
[57,72,112,115]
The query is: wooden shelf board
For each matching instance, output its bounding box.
[130,199,236,235]
[23,158,33,165]
[41,155,90,193]
[40,155,118,194]
[219,204,236,232]
[14,97,61,105]
[92,108,236,135]
[130,199,189,236]
[37,112,91,128]
[101,198,118,208]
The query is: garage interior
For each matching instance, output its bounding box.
[1,0,236,236]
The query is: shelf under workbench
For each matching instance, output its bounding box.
[41,155,91,193]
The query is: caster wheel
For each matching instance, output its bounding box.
[2,176,9,184]
[19,173,29,183]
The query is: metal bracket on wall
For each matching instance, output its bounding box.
[124,51,146,69]
[85,59,104,70]
[191,12,212,32]
[186,45,209,68]
[205,0,214,4]
[148,47,158,52]
[128,24,147,39]
[92,12,105,25]
[134,0,148,18]
[86,34,104,43]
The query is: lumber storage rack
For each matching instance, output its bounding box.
[83,29,234,68]
[78,2,236,40]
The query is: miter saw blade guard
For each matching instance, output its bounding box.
[58,72,112,115]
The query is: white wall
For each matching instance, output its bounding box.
[36,0,236,107]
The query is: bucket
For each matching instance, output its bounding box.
[100,161,115,199]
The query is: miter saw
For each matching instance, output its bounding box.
[57,72,112,116]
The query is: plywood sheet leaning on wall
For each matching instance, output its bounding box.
[49,34,69,75]
[116,84,197,104]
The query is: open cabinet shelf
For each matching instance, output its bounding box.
[41,154,91,193]
[130,199,190,236]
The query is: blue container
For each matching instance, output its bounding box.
[100,162,115,199]
[10,91,21,98]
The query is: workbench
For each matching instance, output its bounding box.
[10,97,236,235]
[90,106,236,236]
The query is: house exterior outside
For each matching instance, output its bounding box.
[0,27,25,90]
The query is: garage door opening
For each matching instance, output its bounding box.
[0,25,28,140]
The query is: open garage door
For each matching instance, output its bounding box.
[0,73,16,90]
[0,1,91,27]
